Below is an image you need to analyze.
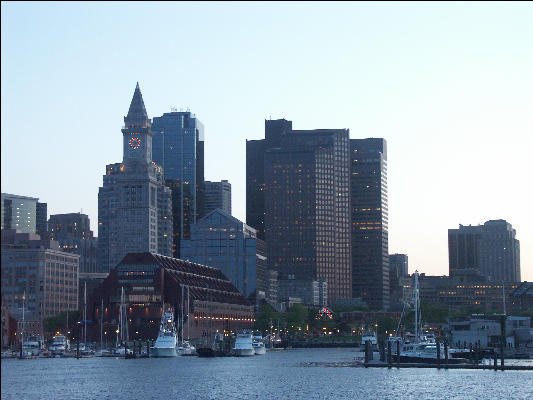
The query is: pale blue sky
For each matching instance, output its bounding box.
[2,2,532,280]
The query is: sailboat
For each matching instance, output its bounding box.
[177,285,196,355]
[114,287,132,356]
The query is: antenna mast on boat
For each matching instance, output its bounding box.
[100,298,104,352]
[83,282,87,345]
[187,286,190,341]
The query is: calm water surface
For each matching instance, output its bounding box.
[2,348,532,399]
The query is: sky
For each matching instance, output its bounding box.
[2,2,532,280]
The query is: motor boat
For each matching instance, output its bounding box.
[233,332,255,356]
[252,334,266,355]
[49,334,70,355]
[360,331,378,349]
[151,307,178,357]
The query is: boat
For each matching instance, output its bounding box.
[360,331,378,349]
[233,332,255,356]
[49,334,70,354]
[252,334,266,355]
[23,335,44,356]
[177,340,196,356]
[151,306,178,357]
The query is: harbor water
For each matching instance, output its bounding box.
[2,348,532,399]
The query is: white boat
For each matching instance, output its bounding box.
[151,307,178,357]
[49,335,70,354]
[252,334,266,355]
[360,331,378,348]
[233,332,255,356]
[23,335,44,356]
[177,340,196,355]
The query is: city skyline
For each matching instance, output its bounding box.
[2,2,532,280]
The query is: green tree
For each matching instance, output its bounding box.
[253,303,278,332]
[43,310,81,335]
[286,304,308,333]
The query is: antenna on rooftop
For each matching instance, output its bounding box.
[171,106,177,112]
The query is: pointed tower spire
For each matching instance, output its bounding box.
[124,82,151,129]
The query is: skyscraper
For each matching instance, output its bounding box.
[152,111,205,257]
[181,209,264,298]
[246,119,292,240]
[448,219,520,282]
[204,180,231,215]
[97,83,172,272]
[350,138,389,311]
[247,120,351,305]
[49,213,98,273]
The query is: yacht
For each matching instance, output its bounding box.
[23,335,44,356]
[360,331,378,349]
[151,307,178,357]
[177,340,196,356]
[252,334,266,355]
[233,332,255,356]
[49,334,69,354]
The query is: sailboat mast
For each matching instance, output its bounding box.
[187,286,190,341]
[84,282,87,345]
[502,283,506,316]
[100,298,104,351]
[414,271,419,342]
[22,291,25,353]
[181,285,184,344]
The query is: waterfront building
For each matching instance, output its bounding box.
[97,83,173,272]
[277,278,327,307]
[181,209,265,298]
[350,138,389,311]
[449,315,531,348]
[49,213,98,273]
[1,229,79,319]
[152,110,205,257]
[510,282,533,312]
[88,252,254,341]
[418,273,520,312]
[1,193,46,236]
[250,120,351,305]
[448,219,521,282]
[203,180,231,216]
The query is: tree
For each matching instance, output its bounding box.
[43,310,81,335]
[254,303,278,332]
[286,304,308,333]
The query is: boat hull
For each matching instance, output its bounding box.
[150,347,177,357]
[234,348,255,357]
[197,347,216,357]
[253,345,266,355]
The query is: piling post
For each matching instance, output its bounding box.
[492,348,497,369]
[133,340,136,357]
[396,340,401,367]
[76,339,80,359]
[387,341,392,367]
[364,340,369,365]
[500,339,505,370]
[147,340,150,357]
[125,341,128,358]
[444,340,448,367]
[436,338,441,368]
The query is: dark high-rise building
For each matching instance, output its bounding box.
[246,119,292,240]
[448,220,520,282]
[204,180,231,216]
[36,202,47,239]
[97,83,173,272]
[249,121,351,305]
[152,111,205,257]
[350,138,389,311]
[389,254,408,278]
[49,213,98,273]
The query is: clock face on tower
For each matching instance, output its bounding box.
[129,137,141,149]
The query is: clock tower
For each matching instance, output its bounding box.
[122,82,153,165]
